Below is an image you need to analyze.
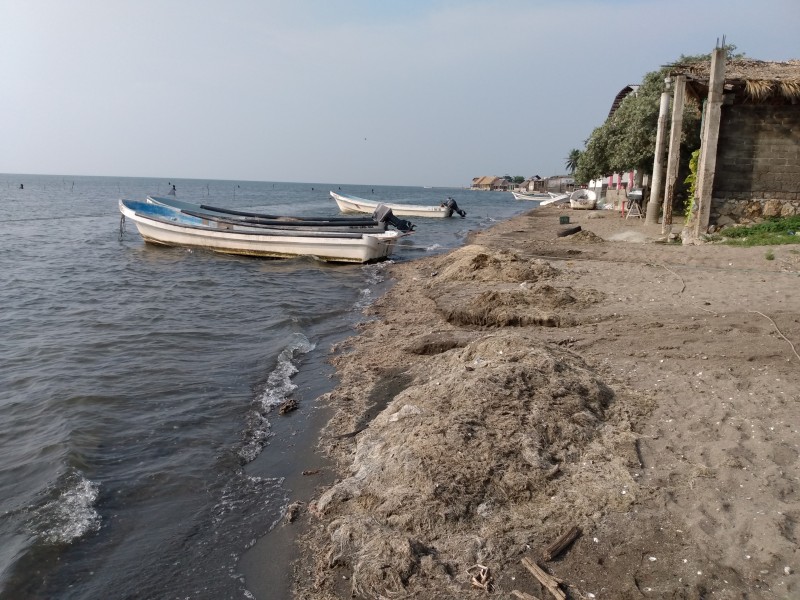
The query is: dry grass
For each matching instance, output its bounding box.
[744,79,774,102]
[779,80,800,100]
[309,333,639,598]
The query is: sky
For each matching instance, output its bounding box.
[1,0,798,187]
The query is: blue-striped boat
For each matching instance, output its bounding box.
[119,199,405,263]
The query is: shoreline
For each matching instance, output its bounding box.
[285,206,800,599]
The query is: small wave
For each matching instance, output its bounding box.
[28,471,100,544]
[361,261,389,286]
[353,287,373,312]
[211,474,286,529]
[239,334,316,463]
[352,262,389,312]
[257,334,315,411]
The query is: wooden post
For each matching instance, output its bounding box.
[661,75,686,235]
[646,89,671,224]
[692,47,726,239]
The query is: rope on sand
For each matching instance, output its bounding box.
[660,264,686,295]
[749,310,800,364]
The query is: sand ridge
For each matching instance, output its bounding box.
[291,206,800,599]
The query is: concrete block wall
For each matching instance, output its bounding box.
[711,104,800,225]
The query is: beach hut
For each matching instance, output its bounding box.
[666,49,800,240]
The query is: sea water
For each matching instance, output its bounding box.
[0,174,530,599]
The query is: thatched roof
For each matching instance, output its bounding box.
[473,176,502,187]
[669,58,800,103]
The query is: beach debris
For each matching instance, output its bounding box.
[521,557,566,600]
[557,225,582,238]
[467,564,493,592]
[511,591,543,600]
[279,398,298,414]
[284,501,303,524]
[543,525,582,561]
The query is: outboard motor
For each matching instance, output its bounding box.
[372,204,415,233]
[441,197,466,218]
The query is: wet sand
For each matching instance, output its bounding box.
[282,205,800,599]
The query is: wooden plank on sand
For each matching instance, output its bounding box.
[521,557,566,600]
[543,525,582,561]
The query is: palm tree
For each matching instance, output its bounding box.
[565,149,581,174]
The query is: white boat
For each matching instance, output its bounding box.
[569,189,597,210]
[512,191,551,201]
[330,191,465,218]
[146,195,389,232]
[119,199,403,263]
[538,192,570,206]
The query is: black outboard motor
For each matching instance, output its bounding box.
[372,204,415,232]
[441,196,466,218]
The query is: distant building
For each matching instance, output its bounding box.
[519,175,545,193]
[471,176,508,191]
[543,175,575,193]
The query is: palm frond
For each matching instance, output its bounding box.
[778,80,800,100]
[744,80,774,101]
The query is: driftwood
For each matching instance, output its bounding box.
[511,590,543,600]
[543,525,582,561]
[521,557,566,600]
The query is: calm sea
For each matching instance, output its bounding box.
[0,174,531,599]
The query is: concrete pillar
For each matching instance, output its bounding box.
[662,75,686,234]
[692,47,726,238]
[646,89,671,224]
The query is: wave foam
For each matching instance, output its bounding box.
[239,334,315,463]
[29,471,101,544]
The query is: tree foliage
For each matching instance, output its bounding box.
[573,45,741,185]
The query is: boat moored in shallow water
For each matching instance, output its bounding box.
[330,191,465,218]
[119,198,405,263]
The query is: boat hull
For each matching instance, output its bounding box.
[569,189,597,210]
[512,191,550,201]
[330,191,450,218]
[120,200,400,263]
[538,193,570,206]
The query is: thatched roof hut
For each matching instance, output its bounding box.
[671,52,800,240]
[669,58,800,104]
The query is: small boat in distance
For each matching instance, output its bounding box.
[119,199,405,263]
[330,191,465,219]
[569,189,598,210]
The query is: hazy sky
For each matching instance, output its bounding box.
[1,1,798,187]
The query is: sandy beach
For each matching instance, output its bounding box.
[287,205,800,599]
